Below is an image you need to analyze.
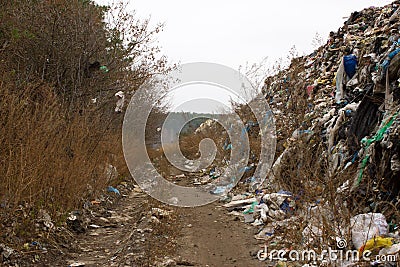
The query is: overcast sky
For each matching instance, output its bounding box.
[96,0,393,112]
[99,0,393,68]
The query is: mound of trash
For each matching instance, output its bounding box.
[199,1,400,266]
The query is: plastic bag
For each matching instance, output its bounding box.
[351,213,388,250]
[343,54,357,78]
[359,236,393,253]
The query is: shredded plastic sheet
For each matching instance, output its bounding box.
[356,111,399,185]
[243,201,258,214]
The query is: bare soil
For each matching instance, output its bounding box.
[176,203,262,267]
[36,185,264,266]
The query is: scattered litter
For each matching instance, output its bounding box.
[38,209,54,229]
[0,243,14,259]
[107,186,120,195]
[114,91,125,113]
[151,208,172,218]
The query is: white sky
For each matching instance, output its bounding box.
[100,0,393,68]
[96,0,394,112]
[169,83,241,113]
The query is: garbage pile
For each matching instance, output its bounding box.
[262,0,400,212]
[217,1,400,265]
[262,1,400,193]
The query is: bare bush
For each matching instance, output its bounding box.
[0,0,171,236]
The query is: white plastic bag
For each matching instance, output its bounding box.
[350,213,388,250]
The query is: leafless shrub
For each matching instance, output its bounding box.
[0,0,172,237]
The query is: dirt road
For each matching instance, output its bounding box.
[176,203,262,267]
[46,183,263,267]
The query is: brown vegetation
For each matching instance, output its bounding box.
[0,0,171,241]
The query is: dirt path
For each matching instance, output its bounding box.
[47,182,263,266]
[59,188,165,267]
[176,203,262,267]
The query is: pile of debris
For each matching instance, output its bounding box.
[218,1,400,266]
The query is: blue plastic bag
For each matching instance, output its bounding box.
[343,54,357,78]
[107,186,120,195]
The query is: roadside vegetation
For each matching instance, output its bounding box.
[0,0,171,242]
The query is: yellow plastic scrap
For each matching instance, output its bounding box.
[359,236,393,253]
[332,72,337,86]
[283,140,289,149]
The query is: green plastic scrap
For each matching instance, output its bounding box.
[100,65,109,73]
[243,201,258,214]
[356,111,399,185]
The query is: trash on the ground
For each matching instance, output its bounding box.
[107,186,120,195]
[91,200,101,205]
[30,241,46,251]
[0,243,14,259]
[244,213,255,223]
[223,198,257,208]
[151,208,172,218]
[38,209,54,229]
[209,167,221,178]
[351,213,388,250]
[243,201,258,214]
[114,91,125,113]
[66,211,85,233]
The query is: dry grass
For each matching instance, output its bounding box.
[0,80,123,227]
[0,0,172,251]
